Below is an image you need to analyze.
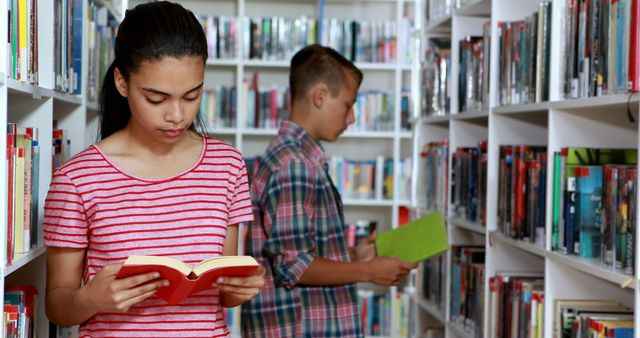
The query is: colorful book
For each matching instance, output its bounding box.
[375,211,448,264]
[116,255,259,304]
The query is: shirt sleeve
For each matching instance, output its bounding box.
[262,160,317,288]
[228,162,254,226]
[43,172,88,248]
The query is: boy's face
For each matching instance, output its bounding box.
[314,74,358,142]
[114,55,205,144]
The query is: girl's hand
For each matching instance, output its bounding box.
[215,265,266,304]
[83,263,168,313]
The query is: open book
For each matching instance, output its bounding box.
[116,255,259,304]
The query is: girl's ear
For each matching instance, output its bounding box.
[113,67,129,98]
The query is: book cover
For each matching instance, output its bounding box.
[116,255,259,305]
[375,211,448,264]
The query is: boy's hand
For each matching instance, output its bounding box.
[366,256,417,285]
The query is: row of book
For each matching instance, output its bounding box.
[7,0,39,84]
[421,39,451,117]
[497,2,552,106]
[554,299,633,337]
[326,156,406,201]
[551,147,637,274]
[417,141,448,214]
[357,291,410,337]
[345,220,377,248]
[561,0,640,98]
[458,26,490,113]
[450,245,485,338]
[426,0,480,25]
[5,124,40,265]
[53,0,82,94]
[488,272,545,338]
[451,143,488,226]
[201,15,413,64]
[498,145,548,247]
[320,18,413,64]
[86,0,117,102]
[200,83,407,132]
[4,285,37,338]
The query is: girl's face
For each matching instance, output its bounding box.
[114,55,205,144]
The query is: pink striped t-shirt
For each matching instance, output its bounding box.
[44,136,253,337]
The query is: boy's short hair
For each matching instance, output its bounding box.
[289,44,363,105]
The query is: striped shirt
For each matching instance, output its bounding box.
[241,121,362,338]
[44,136,253,338]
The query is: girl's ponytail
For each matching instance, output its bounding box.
[99,62,131,140]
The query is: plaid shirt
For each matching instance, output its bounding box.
[242,121,362,338]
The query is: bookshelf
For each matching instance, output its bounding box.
[125,0,418,336]
[1,0,124,336]
[411,0,640,336]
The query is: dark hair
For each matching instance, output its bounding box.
[98,1,208,140]
[289,44,363,107]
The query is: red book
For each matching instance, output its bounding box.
[630,0,640,91]
[116,255,259,304]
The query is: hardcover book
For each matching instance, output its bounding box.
[116,255,259,304]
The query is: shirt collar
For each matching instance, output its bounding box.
[278,120,328,167]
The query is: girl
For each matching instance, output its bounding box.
[44,2,264,337]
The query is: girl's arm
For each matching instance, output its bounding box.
[46,247,168,325]
[219,224,265,308]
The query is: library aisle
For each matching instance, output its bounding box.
[2,0,640,337]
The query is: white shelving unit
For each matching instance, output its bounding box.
[1,0,125,336]
[128,0,418,336]
[411,0,640,337]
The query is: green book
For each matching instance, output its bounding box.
[375,211,449,264]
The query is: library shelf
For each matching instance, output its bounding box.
[86,100,100,112]
[7,79,48,100]
[342,198,394,207]
[94,0,124,21]
[546,251,636,290]
[407,289,446,324]
[448,217,486,235]
[446,320,473,338]
[421,115,451,125]
[450,109,489,121]
[492,101,550,115]
[206,58,239,67]
[550,93,640,112]
[4,245,46,277]
[454,0,491,16]
[51,90,83,105]
[490,231,546,258]
[424,15,452,34]
[207,128,238,136]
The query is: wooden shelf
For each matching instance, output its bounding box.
[547,251,636,290]
[490,231,546,258]
[4,246,46,277]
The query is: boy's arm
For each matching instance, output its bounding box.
[263,161,416,287]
